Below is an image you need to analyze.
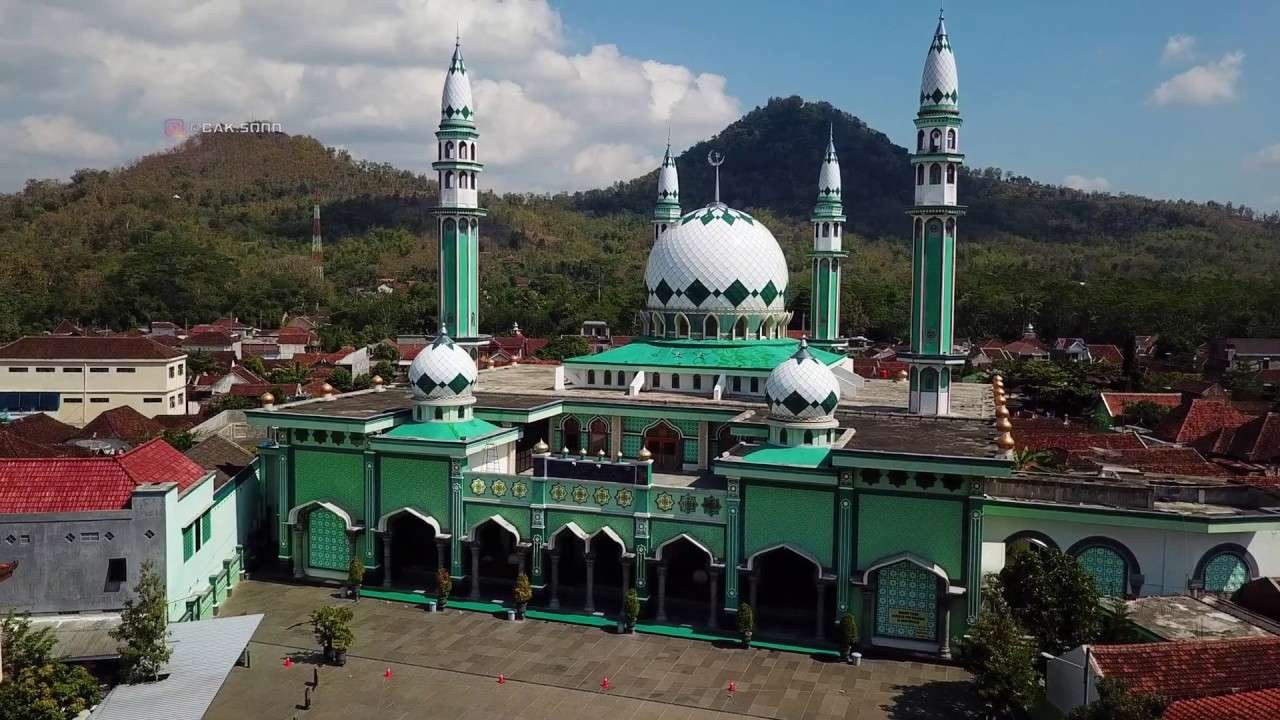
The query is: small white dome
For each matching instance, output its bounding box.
[644,204,788,314]
[408,328,477,400]
[920,16,959,108]
[441,41,474,123]
[765,340,841,421]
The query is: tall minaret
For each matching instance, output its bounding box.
[432,37,486,346]
[809,126,846,350]
[311,194,323,279]
[905,10,965,416]
[653,141,681,240]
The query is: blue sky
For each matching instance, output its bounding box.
[556,0,1280,211]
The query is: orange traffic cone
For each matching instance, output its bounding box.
[727,681,737,693]
[283,657,294,668]
[384,667,393,679]
[600,676,611,691]
[497,673,506,685]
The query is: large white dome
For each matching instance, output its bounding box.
[408,329,477,400]
[765,340,841,421]
[644,204,789,314]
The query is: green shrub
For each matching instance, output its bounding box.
[310,606,355,652]
[513,574,533,605]
[348,556,365,586]
[839,613,858,647]
[623,589,640,623]
[436,567,453,598]
[737,603,755,635]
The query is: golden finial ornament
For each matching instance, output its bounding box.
[996,431,1015,450]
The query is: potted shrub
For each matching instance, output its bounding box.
[513,574,533,619]
[310,605,354,666]
[435,567,452,610]
[623,589,640,633]
[347,556,365,600]
[737,603,755,646]
[838,613,859,663]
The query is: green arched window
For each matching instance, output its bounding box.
[1077,546,1127,597]
[1203,552,1249,594]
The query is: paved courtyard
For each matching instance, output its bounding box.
[206,580,979,720]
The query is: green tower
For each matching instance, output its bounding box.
[904,13,965,415]
[432,38,487,345]
[653,142,681,241]
[809,127,846,350]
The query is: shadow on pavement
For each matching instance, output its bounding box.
[883,680,983,720]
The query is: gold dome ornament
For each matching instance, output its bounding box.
[260,392,275,406]
[321,382,335,400]
[894,369,909,382]
[533,439,550,454]
[996,431,1015,450]
[993,392,1007,407]
[638,446,653,461]
[992,374,1004,384]
[996,416,1013,432]
[995,404,1011,419]
[597,449,606,459]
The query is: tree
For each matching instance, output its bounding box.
[0,649,102,720]
[371,342,401,364]
[328,366,353,391]
[109,560,172,683]
[1068,678,1166,720]
[534,334,590,361]
[208,393,256,415]
[992,547,1102,655]
[269,363,310,385]
[241,355,268,378]
[161,428,193,451]
[959,588,1039,719]
[185,350,219,377]
[1122,400,1170,429]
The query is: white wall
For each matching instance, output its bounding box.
[1045,646,1099,717]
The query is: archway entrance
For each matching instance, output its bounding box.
[587,418,609,455]
[748,547,823,638]
[307,507,350,574]
[588,533,627,615]
[872,560,942,647]
[644,421,683,472]
[468,518,521,599]
[654,537,718,627]
[387,513,438,588]
[546,526,588,610]
[561,416,581,453]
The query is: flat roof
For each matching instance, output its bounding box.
[563,338,845,372]
[1121,595,1278,641]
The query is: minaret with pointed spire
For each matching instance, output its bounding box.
[904,10,965,416]
[653,141,681,241]
[809,126,846,350]
[432,36,487,347]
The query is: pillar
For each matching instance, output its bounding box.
[549,549,561,610]
[938,582,952,659]
[382,535,392,588]
[436,538,448,575]
[655,562,669,623]
[518,547,527,576]
[708,568,720,629]
[748,569,760,611]
[584,552,596,614]
[469,542,481,600]
[815,579,826,639]
[620,557,632,620]
[291,525,304,578]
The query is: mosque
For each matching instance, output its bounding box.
[247,14,1280,656]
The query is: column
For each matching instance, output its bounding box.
[436,539,448,574]
[291,525,304,578]
[835,483,855,616]
[707,568,719,629]
[584,552,596,614]
[518,547,527,576]
[469,542,481,600]
[382,535,392,588]
[862,575,875,650]
[655,562,669,623]
[548,549,561,610]
[938,585,952,659]
[964,498,985,626]
[748,569,760,610]
[815,580,826,640]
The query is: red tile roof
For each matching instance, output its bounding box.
[1066,447,1228,477]
[5,413,78,445]
[228,383,275,398]
[183,331,236,347]
[1164,688,1280,720]
[0,438,208,512]
[1091,637,1280,701]
[72,406,165,445]
[1087,344,1124,364]
[1013,418,1147,452]
[1100,393,1182,419]
[1156,399,1257,447]
[0,336,184,360]
[1223,413,1280,464]
[0,429,63,458]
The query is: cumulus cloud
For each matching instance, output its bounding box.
[1151,51,1244,106]
[1247,144,1280,168]
[1063,175,1110,192]
[1161,34,1196,64]
[0,1,740,192]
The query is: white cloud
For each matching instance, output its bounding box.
[1247,144,1280,168]
[1063,175,1111,192]
[1151,51,1244,106]
[1161,34,1196,64]
[0,1,741,192]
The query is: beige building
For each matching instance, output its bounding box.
[0,336,188,425]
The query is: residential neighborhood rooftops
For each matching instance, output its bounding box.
[5,412,78,445]
[1120,595,1278,642]
[1100,392,1182,419]
[184,435,255,488]
[72,405,164,445]
[1163,687,1280,720]
[0,335,185,360]
[1089,636,1280,700]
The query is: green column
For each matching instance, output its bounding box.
[723,479,742,612]
[362,451,377,569]
[634,517,650,602]
[530,505,546,587]
[449,459,465,578]
[272,446,292,560]
[440,217,458,333]
[964,486,985,626]
[835,477,855,615]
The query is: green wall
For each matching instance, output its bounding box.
[743,483,833,566]
[380,455,450,526]
[857,494,962,578]
[651,519,724,560]
[293,448,365,521]
[463,504,530,541]
[546,510,634,549]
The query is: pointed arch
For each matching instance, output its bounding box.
[287,500,359,530]
[929,129,941,152]
[444,171,454,189]
[946,163,956,184]
[861,552,951,586]
[467,514,521,544]
[929,163,942,185]
[703,314,719,339]
[544,521,590,550]
[459,142,468,160]
[588,525,629,555]
[653,533,717,564]
[651,312,665,337]
[946,128,957,150]
[916,129,924,151]
[745,543,824,572]
[916,165,925,186]
[674,312,690,338]
[587,416,609,454]
[732,315,748,339]
[375,507,446,536]
[445,141,454,158]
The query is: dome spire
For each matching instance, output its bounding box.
[652,135,681,239]
[808,124,847,351]
[441,35,474,125]
[707,150,725,207]
[920,5,959,109]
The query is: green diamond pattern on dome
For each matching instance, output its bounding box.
[684,279,710,306]
[654,279,674,305]
[723,280,750,307]
[820,391,838,413]
[699,210,716,225]
[759,281,779,305]
[722,211,735,226]
[781,391,812,417]
[931,89,944,104]
[447,373,472,394]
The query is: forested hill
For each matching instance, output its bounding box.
[1,98,1279,350]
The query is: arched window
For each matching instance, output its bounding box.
[671,374,680,389]
[587,370,596,385]
[821,223,830,237]
[471,172,478,188]
[434,407,443,420]
[693,374,702,390]
[803,430,814,444]
[588,418,609,455]
[929,163,942,185]
[652,373,661,388]
[469,144,476,161]
[929,129,941,152]
[704,315,719,339]
[1196,545,1256,594]
[445,171,454,189]
[779,428,788,444]
[674,313,690,338]
[459,143,468,160]
[946,164,956,184]
[732,315,748,339]
[437,142,443,158]
[916,165,925,186]
[946,218,956,237]
[445,141,454,158]
[562,416,581,452]
[947,129,957,150]
[604,370,612,385]
[916,130,924,151]
[1075,545,1128,597]
[617,371,626,386]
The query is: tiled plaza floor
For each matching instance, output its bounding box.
[205,580,980,720]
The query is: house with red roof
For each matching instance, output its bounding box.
[182,330,242,360]
[1048,637,1280,718]
[1099,392,1182,422]
[0,438,258,621]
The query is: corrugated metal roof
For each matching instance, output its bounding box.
[91,613,262,720]
[32,613,121,661]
